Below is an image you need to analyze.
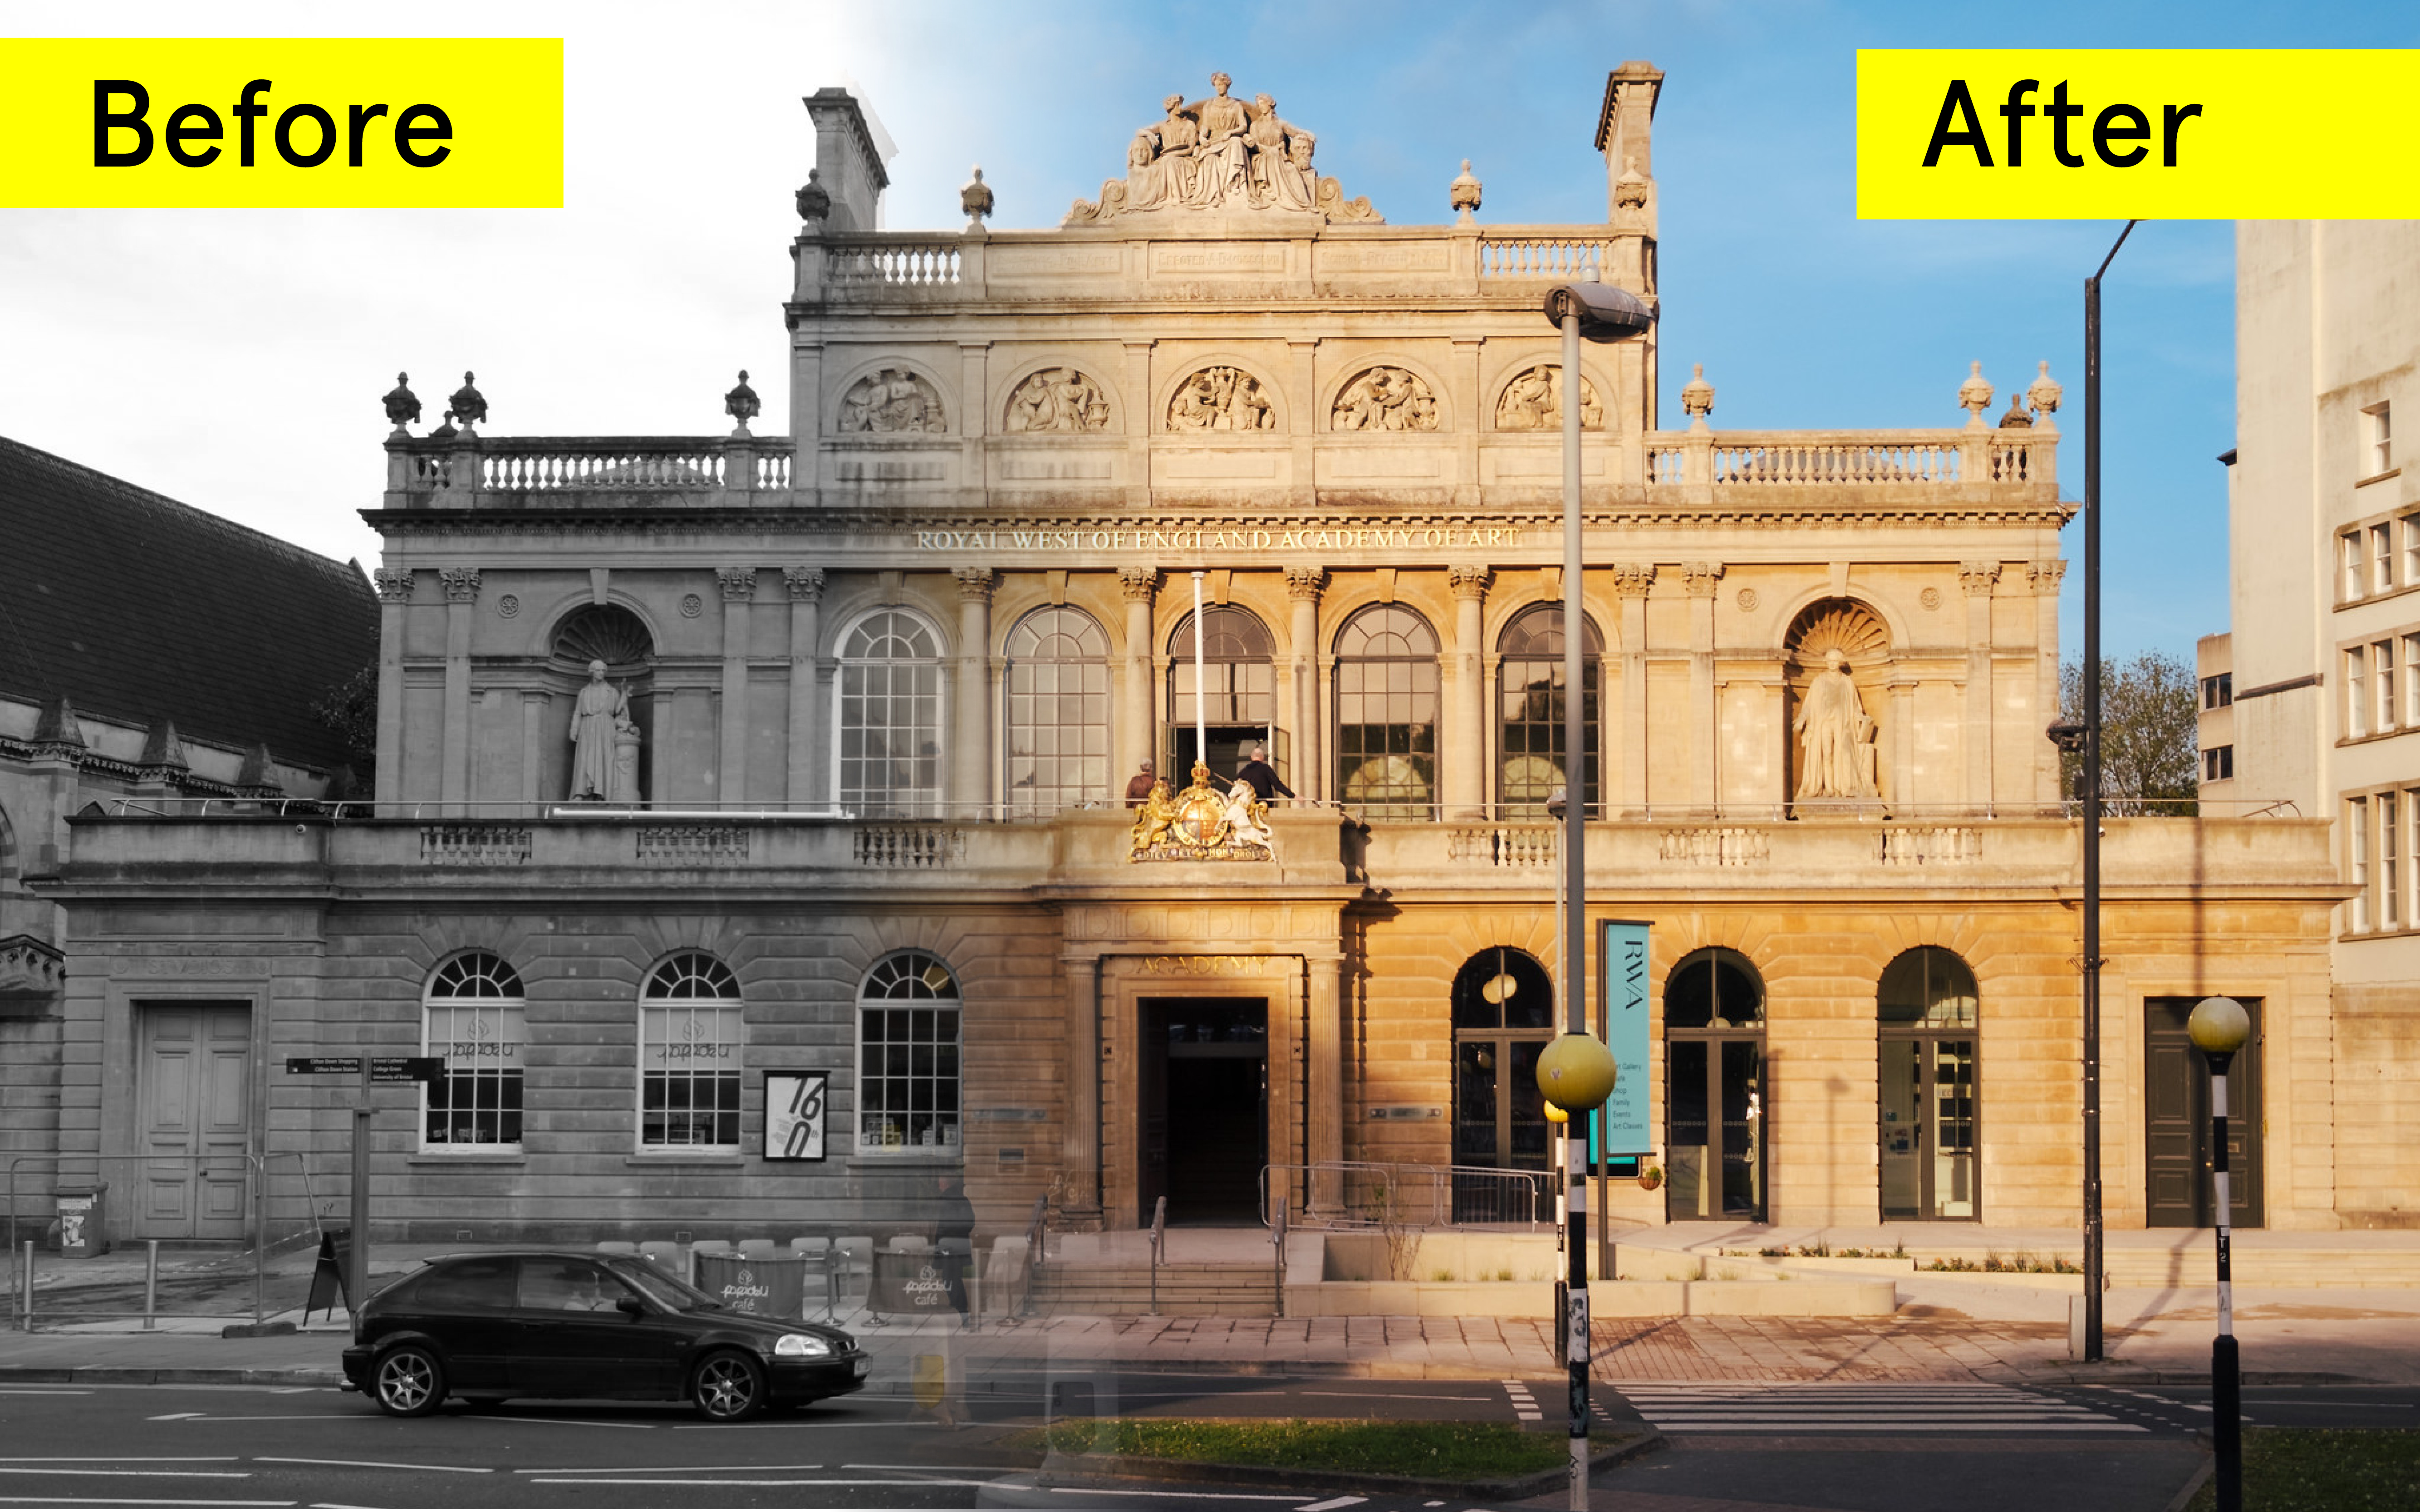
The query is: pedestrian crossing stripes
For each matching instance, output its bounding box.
[1502,1378,1543,1423]
[1614,1381,2149,1434]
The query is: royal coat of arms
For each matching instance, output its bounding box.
[1129,761,1276,861]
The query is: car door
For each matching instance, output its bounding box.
[395,1256,519,1390]
[511,1257,682,1398]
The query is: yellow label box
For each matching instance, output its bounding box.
[1857,49,2420,219]
[0,37,563,207]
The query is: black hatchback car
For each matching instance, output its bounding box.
[339,1250,869,1420]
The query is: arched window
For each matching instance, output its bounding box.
[1497,605,1602,817]
[1878,947,1979,1220]
[857,952,962,1153]
[1335,605,1439,815]
[639,951,743,1150]
[1449,948,1557,1219]
[1004,606,1111,816]
[836,609,945,818]
[1663,947,1765,1220]
[1167,605,1276,778]
[422,952,525,1152]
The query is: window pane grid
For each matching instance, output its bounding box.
[640,952,742,1149]
[839,611,943,818]
[423,954,525,1151]
[1006,607,1111,817]
[859,952,961,1152]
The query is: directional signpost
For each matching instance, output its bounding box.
[285,1056,442,1310]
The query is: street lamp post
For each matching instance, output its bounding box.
[1540,277,1652,1512]
[2189,995,2252,1512]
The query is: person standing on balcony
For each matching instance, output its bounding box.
[1236,742,1294,803]
[1124,759,1158,807]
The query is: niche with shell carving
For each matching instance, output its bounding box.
[1783,598,1889,806]
[549,603,654,804]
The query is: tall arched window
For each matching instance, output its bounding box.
[1168,606,1275,779]
[422,952,525,1152]
[1449,948,1556,1220]
[1663,947,1765,1221]
[639,951,743,1150]
[857,951,962,1153]
[1335,605,1439,815]
[1004,606,1111,816]
[1878,946,1979,1220]
[1497,604,1602,817]
[836,609,945,817]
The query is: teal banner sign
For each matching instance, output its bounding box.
[1598,920,1653,1155]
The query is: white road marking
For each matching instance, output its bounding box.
[0,1500,290,1507]
[255,1457,491,1474]
[518,1463,825,1474]
[1296,1497,1369,1511]
[0,1389,90,1396]
[0,1459,238,1464]
[529,1477,995,1488]
[146,1415,364,1423]
[147,1413,208,1420]
[1291,1392,1491,1401]
[993,1487,1301,1501]
[0,1468,254,1478]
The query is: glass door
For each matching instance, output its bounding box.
[1880,1036,1976,1220]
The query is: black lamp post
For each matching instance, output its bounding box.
[2189,994,2251,1512]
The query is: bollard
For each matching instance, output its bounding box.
[143,1240,159,1331]
[20,1240,32,1331]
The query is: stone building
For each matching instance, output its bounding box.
[40,69,2358,1246]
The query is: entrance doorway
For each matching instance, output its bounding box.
[1664,949,1767,1221]
[1170,727,1282,791]
[1138,998,1267,1225]
[1450,948,1555,1221]
[1877,947,1981,1220]
[2145,996,2263,1227]
[136,1003,252,1239]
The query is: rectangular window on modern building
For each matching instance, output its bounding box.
[2203,745,2233,782]
[2202,674,2233,711]
[2347,646,2369,737]
[2404,514,2420,587]
[2383,792,2402,929]
[2350,795,2372,932]
[2377,524,2397,595]
[2367,401,2393,477]
[2380,640,2400,730]
[2343,531,2365,601]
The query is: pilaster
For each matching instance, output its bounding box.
[785,568,826,807]
[2029,559,2067,809]
[1446,565,1491,817]
[1614,564,1655,814]
[1961,561,2001,813]
[1683,562,1724,811]
[1118,568,1159,784]
[953,569,998,817]
[717,568,756,805]
[438,567,480,815]
[373,568,412,807]
[1285,567,1325,801]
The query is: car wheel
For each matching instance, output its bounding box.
[371,1345,446,1418]
[690,1349,767,1422]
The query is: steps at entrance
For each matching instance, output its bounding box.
[1031,1262,1280,1317]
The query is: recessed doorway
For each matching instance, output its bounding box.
[1138,998,1267,1225]
[1664,949,1767,1222]
[2145,996,2263,1227]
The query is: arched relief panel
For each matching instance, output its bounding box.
[828,357,953,435]
[998,361,1119,434]
[1160,358,1285,434]
[1322,356,1451,433]
[1487,359,1610,432]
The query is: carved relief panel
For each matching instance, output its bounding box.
[1003,368,1112,432]
[1494,364,1603,431]
[1330,367,1440,432]
[839,368,948,434]
[1166,366,1278,432]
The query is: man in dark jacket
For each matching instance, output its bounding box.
[1123,760,1158,806]
[1235,743,1293,802]
[934,1175,977,1325]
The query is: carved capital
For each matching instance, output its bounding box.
[1959,561,2003,597]
[1683,562,1726,597]
[953,567,999,603]
[1118,567,1160,602]
[718,567,757,603]
[373,568,413,604]
[438,568,481,605]
[2027,559,2068,594]
[1613,563,1657,598]
[1284,567,1326,602]
[783,567,826,603]
[1447,564,1492,600]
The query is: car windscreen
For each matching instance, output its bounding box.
[606,1255,724,1312]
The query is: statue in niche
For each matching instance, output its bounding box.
[1331,367,1438,432]
[839,368,946,434]
[1004,367,1110,432]
[610,704,642,803]
[1065,73,1381,225]
[569,661,633,802]
[1495,364,1603,431]
[1792,649,1880,801]
[1167,366,1276,432]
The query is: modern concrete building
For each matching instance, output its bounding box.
[29,71,2362,1249]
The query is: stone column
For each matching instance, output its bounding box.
[813,656,839,807]
[784,568,825,808]
[1285,568,1325,801]
[1890,676,1917,810]
[1684,563,1724,812]
[1118,568,1158,782]
[1305,951,1345,1217]
[1961,562,2000,814]
[2029,560,2067,809]
[438,568,479,816]
[1446,566,1491,817]
[1061,951,1104,1227]
[1613,564,1655,814]
[717,568,755,807]
[953,569,997,819]
[372,569,411,807]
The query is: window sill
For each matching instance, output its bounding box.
[409,1152,525,1166]
[2356,467,2401,488]
[846,1151,965,1167]
[2334,727,2420,748]
[625,1152,744,1168]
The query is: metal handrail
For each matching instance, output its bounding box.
[1147,1196,1166,1316]
[1258,1159,1555,1232]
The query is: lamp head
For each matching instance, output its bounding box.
[1543,281,1655,342]
[1544,785,1568,822]
[2188,996,2251,1056]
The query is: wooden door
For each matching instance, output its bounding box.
[137,1004,252,1239]
[2144,997,2262,1228]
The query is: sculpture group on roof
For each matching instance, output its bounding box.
[1070,73,1380,225]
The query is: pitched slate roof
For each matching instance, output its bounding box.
[0,435,378,771]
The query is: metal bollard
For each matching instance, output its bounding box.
[20,1240,32,1331]
[143,1240,159,1331]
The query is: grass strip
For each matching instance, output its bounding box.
[1007,1417,1567,1482]
[2184,1428,2420,1512]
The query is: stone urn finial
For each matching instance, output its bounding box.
[725,369,761,435]
[795,168,830,225]
[1449,159,1482,225]
[1681,362,1715,427]
[961,165,994,229]
[1614,153,1650,210]
[2027,359,2064,422]
[447,371,487,434]
[1999,391,2033,428]
[1957,361,1993,426]
[382,372,421,434]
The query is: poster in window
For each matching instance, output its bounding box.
[764,1072,828,1161]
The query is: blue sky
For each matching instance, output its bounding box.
[4,1,2408,660]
